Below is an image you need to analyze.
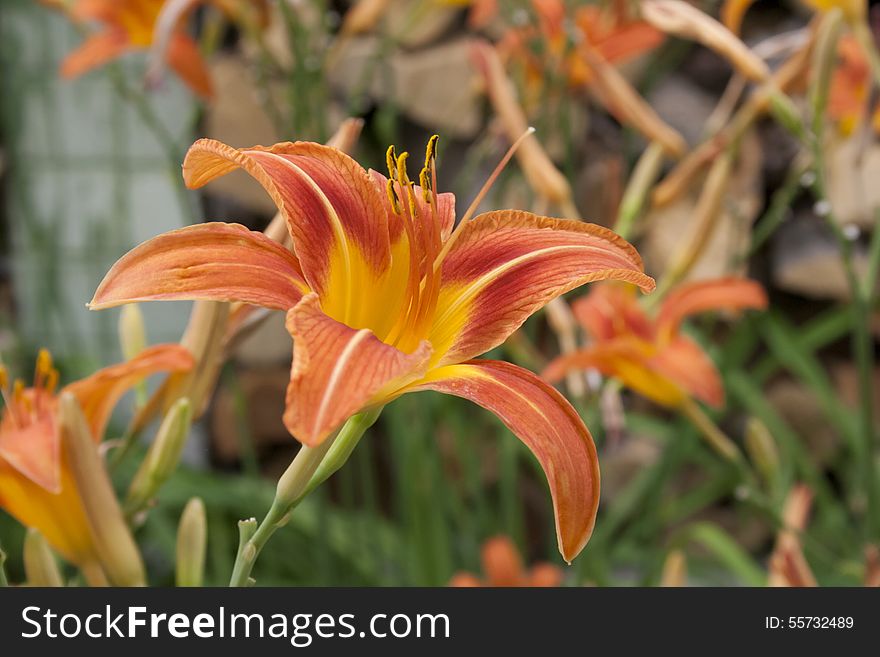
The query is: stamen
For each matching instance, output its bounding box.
[386,178,402,214]
[386,145,398,180]
[34,348,52,390]
[396,152,411,185]
[425,134,439,164]
[433,127,535,272]
[45,369,59,395]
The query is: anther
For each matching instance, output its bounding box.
[386,178,402,214]
[386,145,398,180]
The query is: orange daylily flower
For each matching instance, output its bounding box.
[89,136,655,561]
[829,35,880,134]
[55,0,213,98]
[0,346,193,570]
[544,278,767,409]
[449,535,563,587]
[498,1,665,90]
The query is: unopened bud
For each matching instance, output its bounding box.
[659,549,688,587]
[118,304,147,361]
[176,498,207,587]
[59,392,146,586]
[126,398,192,516]
[23,529,64,587]
[744,417,780,487]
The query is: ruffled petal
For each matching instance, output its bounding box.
[429,211,655,365]
[182,139,393,327]
[408,360,600,562]
[89,222,309,311]
[283,295,431,446]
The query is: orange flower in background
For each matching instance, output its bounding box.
[544,278,767,409]
[54,0,213,97]
[829,35,880,134]
[89,135,655,561]
[449,535,563,587]
[0,346,192,570]
[498,0,665,89]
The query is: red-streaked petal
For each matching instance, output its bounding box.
[166,32,213,98]
[64,344,195,439]
[430,211,655,365]
[89,222,309,311]
[182,139,392,316]
[572,283,654,342]
[408,360,600,562]
[60,30,130,78]
[655,277,768,339]
[283,295,431,446]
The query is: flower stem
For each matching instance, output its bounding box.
[228,409,382,587]
[679,397,742,464]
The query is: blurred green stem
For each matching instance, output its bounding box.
[104,63,198,226]
[228,408,382,587]
[808,9,879,540]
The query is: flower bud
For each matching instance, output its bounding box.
[23,529,64,587]
[118,304,147,362]
[176,498,207,587]
[744,417,780,487]
[126,398,192,516]
[59,392,146,586]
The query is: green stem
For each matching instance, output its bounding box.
[807,11,879,540]
[228,409,382,587]
[104,64,198,226]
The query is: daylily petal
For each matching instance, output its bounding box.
[181,139,393,327]
[60,30,130,79]
[543,339,689,408]
[89,222,309,311]
[0,405,59,493]
[166,32,213,98]
[283,295,431,446]
[650,336,725,408]
[408,360,600,562]
[655,277,767,339]
[572,283,653,342]
[0,459,95,566]
[64,344,195,439]
[430,211,655,366]
[543,334,724,408]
